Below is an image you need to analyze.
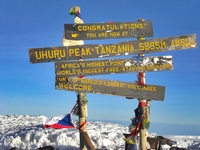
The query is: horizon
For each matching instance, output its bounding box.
[88,119,200,136]
[1,0,200,136]
[2,113,199,136]
[1,114,200,150]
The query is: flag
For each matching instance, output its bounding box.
[43,114,75,129]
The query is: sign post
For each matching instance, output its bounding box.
[77,91,94,150]
[138,54,147,150]
[28,6,198,149]
[68,7,93,150]
[137,33,148,150]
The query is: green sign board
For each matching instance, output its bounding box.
[55,56,173,77]
[29,34,197,63]
[64,21,153,40]
[55,77,165,100]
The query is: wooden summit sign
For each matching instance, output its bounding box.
[29,34,197,63]
[64,21,153,40]
[55,56,173,77]
[55,77,165,100]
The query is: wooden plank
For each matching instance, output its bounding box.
[29,34,197,63]
[64,21,153,40]
[55,56,173,77]
[55,77,165,100]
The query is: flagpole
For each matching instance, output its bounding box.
[136,54,146,150]
[77,92,87,150]
[137,19,148,150]
[67,6,95,150]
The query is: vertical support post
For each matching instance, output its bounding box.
[137,18,147,149]
[66,6,94,150]
[77,92,87,150]
[137,55,147,150]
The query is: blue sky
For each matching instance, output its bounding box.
[1,0,200,131]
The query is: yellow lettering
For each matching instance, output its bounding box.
[155,41,160,49]
[122,44,128,52]
[171,39,175,47]
[123,24,128,29]
[122,66,137,72]
[153,87,157,91]
[86,61,108,67]
[105,46,111,54]
[85,47,91,55]
[86,33,96,37]
[72,78,78,83]
[149,42,155,50]
[35,50,66,60]
[111,45,116,54]
[98,32,108,37]
[105,67,119,73]
[81,48,86,56]
[61,64,66,69]
[145,42,150,50]
[58,82,65,88]
[109,32,120,37]
[101,46,106,54]
[161,41,166,48]
[95,46,100,54]
[140,23,144,28]
[109,60,124,66]
[69,48,75,57]
[175,39,181,46]
[138,65,145,71]
[171,38,189,47]
[136,85,157,92]
[80,79,103,86]
[139,43,145,51]
[101,25,106,30]
[75,48,80,56]
[120,24,124,30]
[78,26,82,31]
[60,63,83,69]
[130,45,135,52]
[57,77,67,82]
[122,31,128,36]
[74,84,79,90]
[128,84,137,89]
[146,63,172,71]
[118,45,122,53]
[97,25,101,30]
[105,25,110,30]
[57,70,77,76]
[139,41,166,51]
[74,84,92,91]
[83,68,104,74]
[35,51,41,59]
[41,51,48,59]
[77,23,145,32]
[47,51,54,58]
[72,34,78,38]
[115,24,119,30]
[116,44,135,53]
